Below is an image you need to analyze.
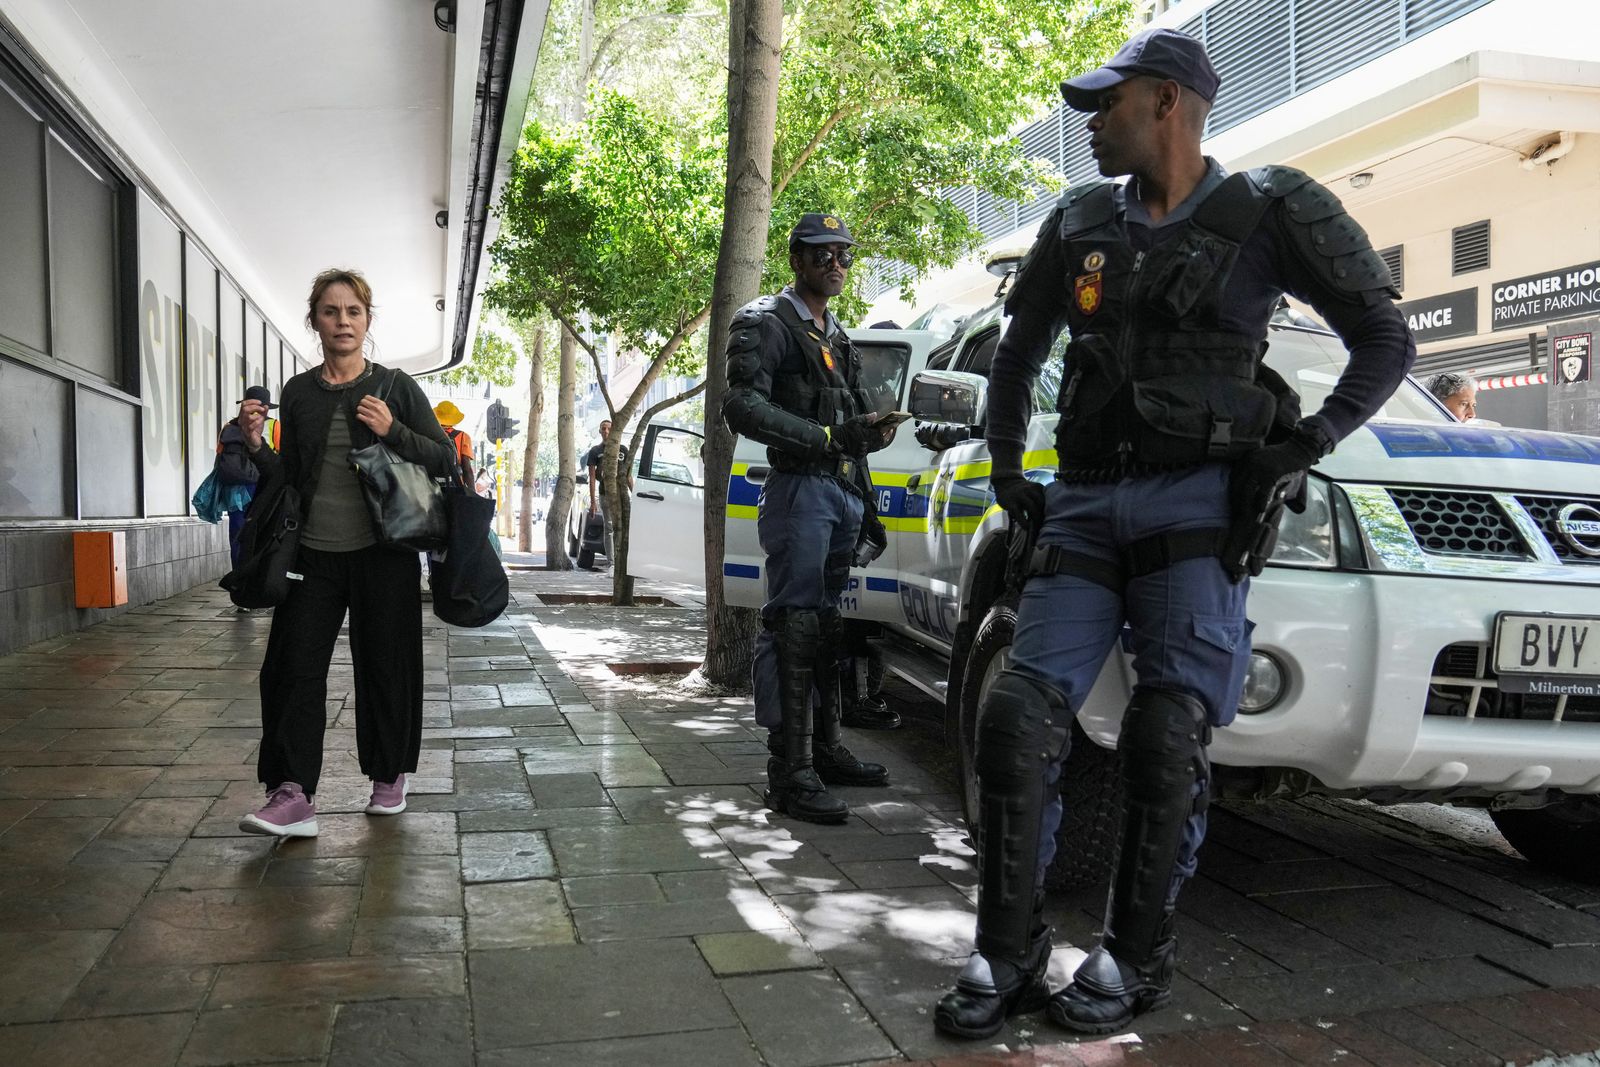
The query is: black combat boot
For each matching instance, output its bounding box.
[1047,915,1176,1035]
[841,651,900,730]
[934,923,1052,1039]
[763,611,849,824]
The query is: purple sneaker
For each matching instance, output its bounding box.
[366,774,408,815]
[238,783,318,837]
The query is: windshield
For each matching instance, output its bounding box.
[1265,329,1448,423]
[1029,326,1448,423]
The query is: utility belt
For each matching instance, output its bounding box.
[1054,456,1205,485]
[768,450,862,486]
[1027,527,1227,593]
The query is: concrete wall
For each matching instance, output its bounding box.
[0,521,228,655]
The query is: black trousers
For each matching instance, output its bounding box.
[256,544,424,795]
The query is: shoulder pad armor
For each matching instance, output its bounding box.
[731,294,782,330]
[1264,169,1397,298]
[1057,182,1117,239]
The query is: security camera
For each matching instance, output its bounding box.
[435,298,446,312]
[435,210,449,229]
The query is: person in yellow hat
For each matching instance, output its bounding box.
[433,400,476,485]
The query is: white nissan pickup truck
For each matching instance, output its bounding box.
[724,291,1600,886]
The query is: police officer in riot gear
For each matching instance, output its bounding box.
[934,29,1414,1038]
[723,213,898,824]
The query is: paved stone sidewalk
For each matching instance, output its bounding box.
[1,568,1599,1066]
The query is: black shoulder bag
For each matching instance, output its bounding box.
[220,475,303,608]
[429,474,510,628]
[347,371,449,552]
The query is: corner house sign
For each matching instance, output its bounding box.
[1399,287,1477,343]
[1492,259,1600,331]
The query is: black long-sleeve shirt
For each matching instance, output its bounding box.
[986,162,1416,477]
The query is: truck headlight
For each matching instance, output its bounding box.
[1269,475,1335,568]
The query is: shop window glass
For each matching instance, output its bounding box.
[0,84,48,354]
[0,358,70,518]
[138,193,187,516]
[47,133,118,383]
[78,389,139,518]
[184,240,219,507]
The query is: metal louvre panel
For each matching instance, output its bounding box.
[974,188,1015,241]
[1404,0,1493,37]
[1453,219,1490,273]
[1410,335,1533,377]
[1060,122,1097,186]
[1380,245,1404,292]
[1203,0,1292,135]
[1294,0,1400,95]
[1016,109,1062,229]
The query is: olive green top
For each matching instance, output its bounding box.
[301,409,374,552]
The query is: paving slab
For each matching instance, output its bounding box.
[477,1027,763,1067]
[469,938,735,1049]
[178,1004,335,1066]
[464,879,574,949]
[722,969,898,1067]
[547,821,741,877]
[0,1012,194,1067]
[327,997,473,1067]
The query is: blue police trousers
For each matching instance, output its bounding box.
[751,471,864,729]
[1009,463,1252,899]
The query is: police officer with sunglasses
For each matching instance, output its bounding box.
[723,213,898,824]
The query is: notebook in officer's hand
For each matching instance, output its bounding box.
[869,410,915,430]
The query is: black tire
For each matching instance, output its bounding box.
[1491,798,1600,883]
[577,545,595,569]
[568,529,578,557]
[956,598,1124,892]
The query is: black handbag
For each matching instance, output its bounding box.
[220,476,303,608]
[429,481,509,627]
[347,371,449,552]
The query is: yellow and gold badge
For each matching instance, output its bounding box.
[1083,250,1106,272]
[823,216,840,230]
[821,346,836,371]
[1074,272,1103,315]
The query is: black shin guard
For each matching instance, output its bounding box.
[812,609,888,786]
[1103,687,1209,967]
[765,610,848,824]
[972,670,1071,966]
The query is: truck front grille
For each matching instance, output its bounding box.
[1389,489,1529,559]
[1426,642,1600,723]
[1517,495,1600,565]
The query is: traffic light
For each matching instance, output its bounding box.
[501,413,521,440]
[485,400,507,441]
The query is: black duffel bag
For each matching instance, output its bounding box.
[347,372,449,552]
[429,483,509,627]
[220,476,303,608]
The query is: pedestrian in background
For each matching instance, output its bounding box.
[722,212,900,824]
[237,267,457,838]
[935,28,1414,1039]
[434,400,477,485]
[213,386,280,568]
[1426,371,1477,421]
[584,419,631,564]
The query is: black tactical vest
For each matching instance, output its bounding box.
[1049,172,1293,477]
[766,297,868,441]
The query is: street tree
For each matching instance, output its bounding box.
[488,89,721,601]
[695,0,1134,687]
[700,0,784,687]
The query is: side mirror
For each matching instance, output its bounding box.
[910,370,988,426]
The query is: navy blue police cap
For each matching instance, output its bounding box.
[1060,28,1221,112]
[789,213,856,248]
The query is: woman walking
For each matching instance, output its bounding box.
[237,268,456,837]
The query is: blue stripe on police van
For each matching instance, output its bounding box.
[1367,422,1600,464]
[865,577,898,592]
[723,563,760,579]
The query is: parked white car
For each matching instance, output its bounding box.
[724,304,1600,885]
[571,421,708,584]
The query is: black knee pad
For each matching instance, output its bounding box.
[976,670,1071,789]
[1117,687,1209,802]
[770,609,823,661]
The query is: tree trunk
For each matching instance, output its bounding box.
[518,325,546,554]
[701,0,783,688]
[543,325,579,570]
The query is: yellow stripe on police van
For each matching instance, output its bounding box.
[881,516,928,533]
[728,504,758,520]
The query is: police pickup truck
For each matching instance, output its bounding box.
[724,284,1600,886]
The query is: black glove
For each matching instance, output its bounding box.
[992,474,1046,539]
[915,423,970,452]
[832,413,891,457]
[1229,423,1330,519]
[852,508,888,567]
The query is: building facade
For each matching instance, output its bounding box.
[866,0,1600,435]
[0,0,549,654]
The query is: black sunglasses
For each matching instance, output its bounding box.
[806,247,854,270]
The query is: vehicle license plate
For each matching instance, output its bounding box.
[1493,612,1600,695]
